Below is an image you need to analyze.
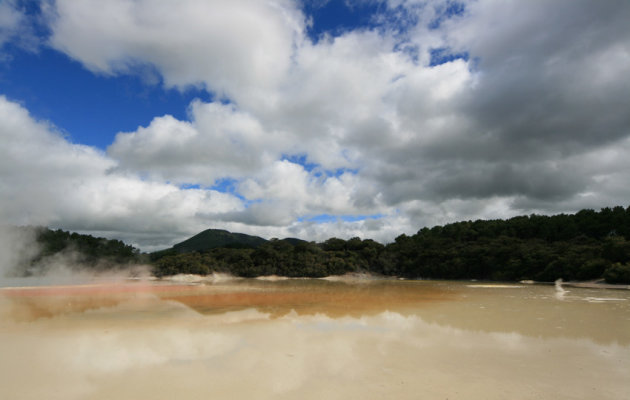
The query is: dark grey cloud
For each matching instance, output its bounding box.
[199,202,297,227]
[425,162,588,201]
[360,0,630,215]
[454,0,630,153]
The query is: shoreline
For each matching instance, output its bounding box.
[2,272,629,291]
[518,279,630,290]
[558,281,630,290]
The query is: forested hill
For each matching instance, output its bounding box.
[4,226,142,276]
[385,206,630,283]
[149,229,306,259]
[173,229,267,252]
[151,206,630,284]
[411,207,630,242]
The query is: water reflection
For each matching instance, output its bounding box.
[1,279,629,400]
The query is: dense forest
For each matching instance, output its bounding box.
[4,226,142,276]
[151,206,630,284]
[4,207,629,284]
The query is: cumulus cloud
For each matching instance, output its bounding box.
[0,95,396,248]
[108,101,279,185]
[0,96,244,250]
[2,0,630,247]
[442,0,630,151]
[207,159,387,227]
[46,0,305,97]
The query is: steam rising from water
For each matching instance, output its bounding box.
[0,226,151,290]
[1,280,629,400]
[555,278,567,300]
[0,226,39,284]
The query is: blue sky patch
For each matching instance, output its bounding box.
[341,214,383,222]
[281,154,358,178]
[299,213,383,224]
[0,47,211,150]
[330,167,359,178]
[281,153,319,172]
[179,183,202,190]
[301,0,384,42]
[429,48,470,66]
[210,177,240,194]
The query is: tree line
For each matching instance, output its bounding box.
[151,206,630,284]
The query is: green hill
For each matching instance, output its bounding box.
[172,229,268,252]
[279,237,307,246]
[149,229,310,262]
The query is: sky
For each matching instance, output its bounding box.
[0,0,629,251]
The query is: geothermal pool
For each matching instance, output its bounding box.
[1,277,629,399]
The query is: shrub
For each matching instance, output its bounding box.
[603,263,630,284]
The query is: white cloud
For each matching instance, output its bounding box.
[0,94,408,247]
[2,0,630,248]
[0,96,244,250]
[108,101,280,185]
[238,159,384,216]
[47,0,305,98]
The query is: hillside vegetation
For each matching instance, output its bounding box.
[173,229,268,252]
[151,206,630,284]
[149,229,304,261]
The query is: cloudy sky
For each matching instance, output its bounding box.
[1,0,629,250]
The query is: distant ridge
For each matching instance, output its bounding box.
[279,237,307,246]
[172,229,268,252]
[150,229,309,258]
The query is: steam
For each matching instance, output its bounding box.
[165,272,238,284]
[0,225,40,284]
[0,225,151,287]
[555,278,567,300]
